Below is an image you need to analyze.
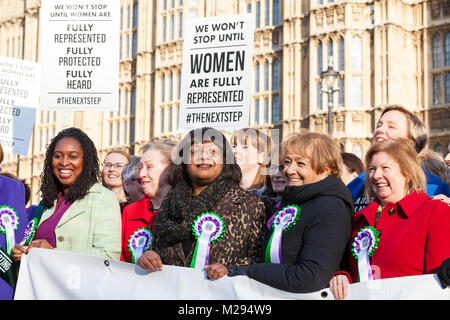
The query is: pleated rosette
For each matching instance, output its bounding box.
[265,204,301,264]
[128,228,152,264]
[0,205,19,254]
[190,212,225,270]
[20,217,39,246]
[352,226,380,282]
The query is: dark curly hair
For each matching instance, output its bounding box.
[169,127,242,186]
[39,127,100,208]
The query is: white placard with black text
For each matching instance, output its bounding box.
[179,14,254,131]
[0,56,40,155]
[39,0,119,111]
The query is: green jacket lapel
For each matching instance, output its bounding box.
[56,196,88,227]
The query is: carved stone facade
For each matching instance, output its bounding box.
[0,0,448,204]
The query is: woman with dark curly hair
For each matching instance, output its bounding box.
[12,127,121,261]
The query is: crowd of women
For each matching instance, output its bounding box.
[1,104,450,300]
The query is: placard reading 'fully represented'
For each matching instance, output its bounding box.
[39,0,119,111]
[179,14,254,131]
[0,56,40,155]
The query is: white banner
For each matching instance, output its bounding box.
[39,0,119,111]
[0,56,40,155]
[14,248,450,300]
[179,14,254,131]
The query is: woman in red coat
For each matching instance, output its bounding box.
[330,139,450,299]
[120,140,176,263]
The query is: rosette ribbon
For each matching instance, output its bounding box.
[20,217,38,246]
[0,206,19,255]
[128,228,152,264]
[352,226,380,282]
[190,212,225,270]
[265,205,301,264]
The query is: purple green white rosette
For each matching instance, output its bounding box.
[128,228,152,264]
[0,205,19,254]
[190,212,225,270]
[20,217,38,246]
[352,226,380,282]
[265,204,301,264]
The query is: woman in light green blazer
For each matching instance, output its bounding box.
[12,128,121,261]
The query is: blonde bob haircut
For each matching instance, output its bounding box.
[280,131,343,178]
[364,139,426,200]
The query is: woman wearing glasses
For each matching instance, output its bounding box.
[101,150,131,212]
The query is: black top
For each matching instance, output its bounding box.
[248,175,353,293]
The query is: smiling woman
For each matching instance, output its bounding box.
[101,150,131,211]
[120,140,176,264]
[12,127,122,262]
[52,137,84,192]
[137,127,266,281]
[227,131,354,294]
[330,139,450,300]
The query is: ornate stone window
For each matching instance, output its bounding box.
[432,34,442,68]
[253,57,281,125]
[431,32,450,105]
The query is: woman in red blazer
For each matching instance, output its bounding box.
[120,140,176,263]
[330,139,450,299]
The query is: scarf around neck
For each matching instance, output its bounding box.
[153,174,235,246]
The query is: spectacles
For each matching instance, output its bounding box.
[102,162,127,169]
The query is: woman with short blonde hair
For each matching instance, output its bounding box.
[227,130,354,293]
[364,138,427,200]
[330,139,450,300]
[280,131,343,179]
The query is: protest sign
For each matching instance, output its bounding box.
[0,56,40,155]
[14,248,450,300]
[179,14,254,131]
[39,0,119,111]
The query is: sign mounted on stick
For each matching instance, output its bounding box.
[179,14,254,131]
[39,0,119,111]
